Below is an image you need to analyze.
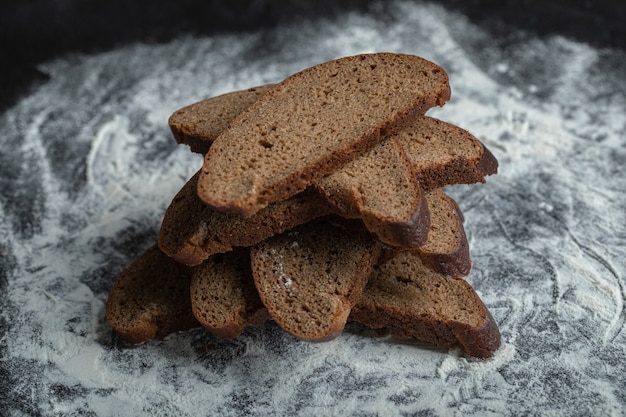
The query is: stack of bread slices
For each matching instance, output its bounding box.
[106,53,501,359]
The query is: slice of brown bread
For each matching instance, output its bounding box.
[190,247,269,339]
[390,116,498,191]
[250,217,381,342]
[314,137,430,248]
[197,53,451,216]
[168,84,276,154]
[158,171,333,266]
[416,189,471,277]
[168,87,495,193]
[106,245,199,344]
[349,250,501,358]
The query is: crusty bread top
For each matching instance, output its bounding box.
[391,116,498,191]
[168,85,276,154]
[106,245,198,344]
[197,53,450,216]
[190,248,269,339]
[350,251,500,358]
[315,137,430,248]
[158,171,333,266]
[250,217,381,342]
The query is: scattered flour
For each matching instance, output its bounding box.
[1,1,625,416]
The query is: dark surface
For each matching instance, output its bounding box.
[1,0,624,112]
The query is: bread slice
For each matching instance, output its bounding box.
[314,137,430,248]
[197,53,451,216]
[106,245,199,343]
[349,250,501,358]
[190,247,269,339]
[168,89,495,194]
[390,116,498,191]
[416,189,471,277]
[158,171,333,266]
[250,217,381,342]
[169,84,276,154]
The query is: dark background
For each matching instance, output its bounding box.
[1,0,624,113]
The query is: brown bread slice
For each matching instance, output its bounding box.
[168,88,495,194]
[190,247,269,339]
[168,84,276,154]
[250,217,382,342]
[416,189,471,277]
[390,116,498,191]
[197,53,451,216]
[349,250,501,359]
[314,137,430,248]
[106,245,199,344]
[158,171,333,266]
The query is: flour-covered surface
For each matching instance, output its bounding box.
[1,1,625,416]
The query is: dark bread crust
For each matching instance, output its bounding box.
[197,53,451,216]
[158,171,333,266]
[105,245,199,344]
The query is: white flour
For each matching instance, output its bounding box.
[1,1,625,416]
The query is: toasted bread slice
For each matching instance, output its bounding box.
[381,189,471,277]
[169,85,276,154]
[168,89,496,193]
[190,248,269,339]
[416,189,471,277]
[314,137,430,248]
[197,53,450,216]
[158,171,333,266]
[349,251,501,359]
[390,116,498,191]
[106,245,198,344]
[250,217,381,342]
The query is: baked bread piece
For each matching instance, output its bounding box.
[106,245,199,343]
[416,189,471,277]
[190,247,269,339]
[314,137,430,248]
[158,171,333,266]
[391,116,498,191]
[169,84,276,154]
[349,251,501,359]
[250,217,381,342]
[168,88,496,194]
[197,53,451,216]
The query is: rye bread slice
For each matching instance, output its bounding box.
[106,245,199,344]
[250,217,381,342]
[168,88,495,194]
[158,171,333,266]
[197,53,451,217]
[169,84,276,154]
[314,137,430,248]
[416,189,471,277]
[190,247,269,339]
[391,116,498,191]
[349,250,501,358]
